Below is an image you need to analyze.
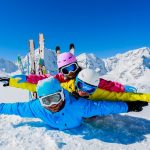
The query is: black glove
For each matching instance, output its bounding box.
[126,101,148,112]
[0,77,10,87]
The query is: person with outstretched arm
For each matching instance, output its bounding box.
[0,77,148,130]
[1,69,150,103]
[2,52,137,93]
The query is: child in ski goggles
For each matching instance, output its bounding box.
[60,62,79,75]
[39,90,64,107]
[75,78,97,95]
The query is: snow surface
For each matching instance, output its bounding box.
[0,47,150,150]
[1,82,150,150]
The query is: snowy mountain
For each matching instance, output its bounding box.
[0,58,18,74]
[16,48,58,75]
[77,53,107,75]
[101,47,150,92]
[103,47,150,79]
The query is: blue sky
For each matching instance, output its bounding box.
[0,0,150,61]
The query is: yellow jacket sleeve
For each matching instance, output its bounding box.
[89,88,150,102]
[9,77,150,103]
[61,79,76,93]
[9,78,37,92]
[9,78,75,93]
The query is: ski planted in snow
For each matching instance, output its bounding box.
[69,43,75,54]
[29,39,36,74]
[29,39,37,99]
[38,33,46,75]
[55,46,61,56]
[17,56,25,74]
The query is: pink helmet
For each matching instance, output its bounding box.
[57,52,77,69]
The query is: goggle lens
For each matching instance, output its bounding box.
[40,90,64,107]
[61,63,78,75]
[76,79,97,94]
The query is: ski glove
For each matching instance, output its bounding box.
[124,85,137,93]
[127,101,148,112]
[12,74,27,83]
[0,77,10,86]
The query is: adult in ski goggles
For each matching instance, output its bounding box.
[39,90,64,112]
[76,78,97,95]
[60,62,79,76]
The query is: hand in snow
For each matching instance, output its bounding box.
[127,101,148,112]
[0,77,10,87]
[12,74,27,83]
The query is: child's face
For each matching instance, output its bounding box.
[45,100,64,112]
[66,71,76,79]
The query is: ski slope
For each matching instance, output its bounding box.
[1,82,150,150]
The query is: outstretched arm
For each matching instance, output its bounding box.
[98,78,125,92]
[79,98,147,118]
[0,76,37,92]
[90,88,150,102]
[9,78,37,92]
[0,100,43,118]
[99,78,137,93]
[77,98,128,118]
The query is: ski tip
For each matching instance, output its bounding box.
[69,43,75,54]
[69,43,75,50]
[55,46,61,56]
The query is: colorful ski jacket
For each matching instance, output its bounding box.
[26,73,125,92]
[9,78,150,102]
[0,90,128,130]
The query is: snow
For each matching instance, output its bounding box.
[0,47,150,150]
[1,83,150,150]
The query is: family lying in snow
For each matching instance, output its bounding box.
[0,51,150,130]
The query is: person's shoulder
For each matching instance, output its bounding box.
[29,99,41,106]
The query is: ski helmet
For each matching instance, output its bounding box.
[76,69,99,87]
[57,52,77,69]
[37,77,62,97]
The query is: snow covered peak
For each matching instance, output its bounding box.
[0,58,18,74]
[102,47,150,91]
[77,53,107,75]
[104,47,150,71]
[115,47,150,59]
[43,48,58,74]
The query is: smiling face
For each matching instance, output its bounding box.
[66,71,76,79]
[45,100,64,112]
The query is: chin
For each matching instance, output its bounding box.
[67,74,75,79]
[78,93,87,97]
[46,106,60,112]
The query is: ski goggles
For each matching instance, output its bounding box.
[60,62,79,75]
[76,78,97,94]
[39,90,64,107]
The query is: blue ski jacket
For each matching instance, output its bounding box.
[0,90,128,130]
